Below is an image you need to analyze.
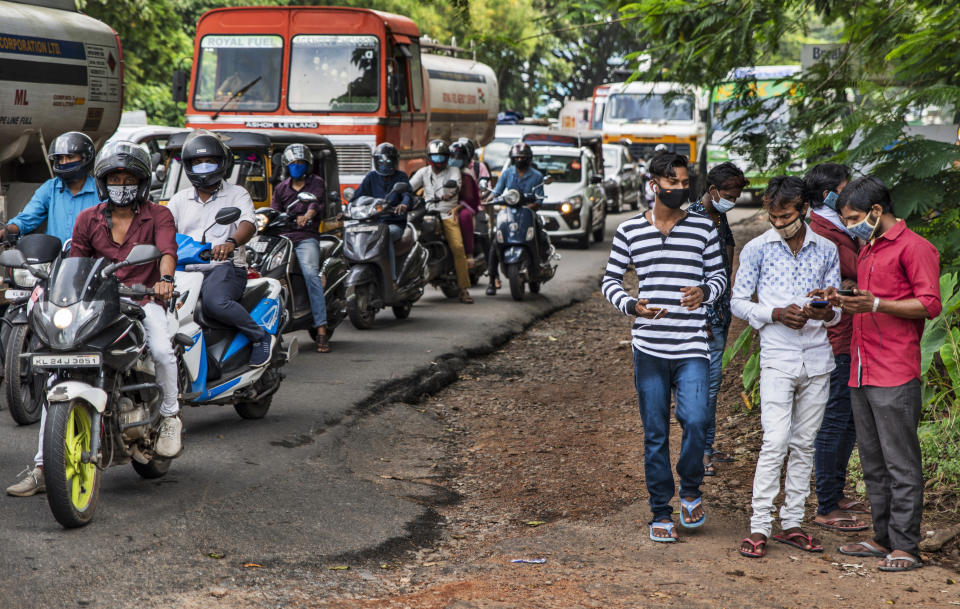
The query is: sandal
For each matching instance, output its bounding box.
[838,540,887,558]
[878,553,923,572]
[316,332,330,353]
[838,497,870,514]
[739,536,766,558]
[703,457,715,477]
[649,521,677,543]
[459,291,474,304]
[679,496,705,528]
[711,451,734,463]
[772,530,823,553]
[814,516,868,532]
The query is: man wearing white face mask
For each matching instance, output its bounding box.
[688,162,748,476]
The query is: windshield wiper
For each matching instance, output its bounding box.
[211,76,262,121]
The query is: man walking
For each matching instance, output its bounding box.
[731,176,841,558]
[602,152,726,542]
[835,176,941,572]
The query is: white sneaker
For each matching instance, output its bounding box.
[155,416,182,457]
[6,466,44,496]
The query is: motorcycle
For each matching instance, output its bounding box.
[247,191,348,341]
[0,242,186,527]
[490,179,559,301]
[173,207,295,420]
[413,179,490,297]
[342,182,429,328]
[1,233,62,424]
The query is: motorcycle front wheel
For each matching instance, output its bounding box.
[5,324,44,425]
[506,262,525,301]
[392,302,412,319]
[347,284,377,330]
[44,400,101,528]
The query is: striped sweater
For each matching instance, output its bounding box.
[602,211,727,359]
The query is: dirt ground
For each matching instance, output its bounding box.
[168,214,960,608]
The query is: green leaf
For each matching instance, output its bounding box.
[940,272,960,316]
[722,326,752,370]
[940,327,960,394]
[920,316,948,376]
[742,350,761,392]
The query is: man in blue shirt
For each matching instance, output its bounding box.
[484,142,546,295]
[0,132,99,246]
[351,142,412,281]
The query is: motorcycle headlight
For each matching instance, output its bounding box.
[13,262,51,288]
[504,189,521,206]
[53,307,74,329]
[264,248,286,273]
[256,213,269,232]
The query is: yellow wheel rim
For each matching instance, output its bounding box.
[63,403,96,511]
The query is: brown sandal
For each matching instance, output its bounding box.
[316,332,330,353]
[459,290,474,304]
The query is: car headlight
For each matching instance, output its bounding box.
[53,307,73,329]
[561,196,583,215]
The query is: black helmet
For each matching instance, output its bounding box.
[181,131,234,190]
[373,142,399,176]
[93,141,152,207]
[281,143,314,179]
[427,139,449,169]
[449,140,471,168]
[455,137,477,161]
[509,142,532,162]
[47,131,96,182]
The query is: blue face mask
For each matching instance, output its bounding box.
[56,160,84,172]
[449,158,464,168]
[823,191,839,210]
[710,188,735,213]
[847,210,879,240]
[192,162,218,174]
[429,154,447,165]
[288,163,307,179]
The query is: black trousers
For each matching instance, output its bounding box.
[850,379,924,558]
[201,263,267,343]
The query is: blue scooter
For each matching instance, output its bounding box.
[490,179,558,301]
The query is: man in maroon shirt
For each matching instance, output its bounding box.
[831,176,941,572]
[804,163,869,532]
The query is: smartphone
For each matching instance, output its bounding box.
[646,307,667,319]
[809,300,830,308]
[838,289,855,296]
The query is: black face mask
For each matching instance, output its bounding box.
[515,159,531,170]
[656,182,689,209]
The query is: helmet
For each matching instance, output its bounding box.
[373,142,399,176]
[47,131,96,182]
[93,141,152,207]
[654,143,668,153]
[427,139,449,169]
[181,131,234,190]
[281,143,314,179]
[508,142,532,162]
[455,137,477,161]
[448,140,471,169]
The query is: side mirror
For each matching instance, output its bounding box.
[0,249,26,268]
[390,182,410,194]
[297,192,319,204]
[155,164,167,183]
[543,175,555,185]
[590,175,603,185]
[125,244,163,266]
[328,191,340,203]
[443,179,458,189]
[343,187,357,202]
[172,69,188,104]
[150,152,162,170]
[216,206,242,226]
[699,108,709,123]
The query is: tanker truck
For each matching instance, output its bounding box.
[0,0,123,220]
[180,6,499,188]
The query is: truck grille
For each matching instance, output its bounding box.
[336,145,372,175]
[627,142,691,161]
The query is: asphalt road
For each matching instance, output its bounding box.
[0,209,646,608]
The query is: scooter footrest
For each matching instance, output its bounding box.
[179,391,202,401]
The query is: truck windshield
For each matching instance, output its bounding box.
[533,154,582,183]
[288,35,380,112]
[194,35,283,112]
[606,93,694,122]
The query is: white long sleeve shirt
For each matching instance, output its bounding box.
[410,165,461,216]
[731,226,842,377]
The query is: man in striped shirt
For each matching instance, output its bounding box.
[602,152,727,543]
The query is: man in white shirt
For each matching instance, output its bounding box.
[167,132,274,367]
[731,176,841,559]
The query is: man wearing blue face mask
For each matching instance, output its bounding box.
[688,162,748,476]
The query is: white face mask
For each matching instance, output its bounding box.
[107,184,138,207]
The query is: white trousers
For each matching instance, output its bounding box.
[750,364,829,537]
[34,301,179,465]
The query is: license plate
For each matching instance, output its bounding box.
[4,289,31,300]
[250,240,269,253]
[347,225,377,233]
[32,353,102,368]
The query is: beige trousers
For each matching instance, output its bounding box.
[441,214,471,290]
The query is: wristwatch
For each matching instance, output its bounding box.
[160,275,175,284]
[225,237,238,247]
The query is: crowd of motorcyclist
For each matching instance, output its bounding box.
[0,129,555,506]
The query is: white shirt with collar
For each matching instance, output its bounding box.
[731,225,842,377]
[410,165,461,215]
[167,182,257,269]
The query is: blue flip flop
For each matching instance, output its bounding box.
[649,521,677,542]
[680,497,706,528]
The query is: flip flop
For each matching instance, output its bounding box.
[838,540,887,558]
[711,451,735,463]
[772,531,824,553]
[878,553,923,572]
[838,498,870,514]
[679,496,706,528]
[649,521,677,543]
[814,516,869,532]
[739,537,766,558]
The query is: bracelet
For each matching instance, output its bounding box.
[872,297,880,313]
[773,308,781,322]
[225,237,238,247]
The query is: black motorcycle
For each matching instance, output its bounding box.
[0,244,189,528]
[1,233,62,425]
[248,191,348,340]
[490,181,558,301]
[343,183,429,328]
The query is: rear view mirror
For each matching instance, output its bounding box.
[390,182,410,194]
[215,206,242,225]
[343,187,357,201]
[172,69,188,103]
[0,249,26,268]
[155,164,167,183]
[543,175,555,185]
[125,244,162,266]
[328,191,340,203]
[297,192,319,204]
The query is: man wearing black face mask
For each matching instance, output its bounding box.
[602,152,727,543]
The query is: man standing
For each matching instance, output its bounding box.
[732,176,841,559]
[804,163,869,531]
[835,176,941,572]
[602,152,726,542]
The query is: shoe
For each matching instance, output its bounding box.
[486,283,497,296]
[155,416,182,458]
[460,290,474,304]
[249,335,276,367]
[7,466,45,497]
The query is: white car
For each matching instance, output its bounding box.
[528,145,607,249]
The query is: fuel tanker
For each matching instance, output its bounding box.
[0,0,123,219]
[182,6,499,188]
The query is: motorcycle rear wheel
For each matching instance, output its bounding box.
[392,302,412,319]
[44,400,101,528]
[506,263,525,301]
[440,284,461,299]
[5,324,44,425]
[132,457,171,479]
[347,284,377,330]
[234,394,273,419]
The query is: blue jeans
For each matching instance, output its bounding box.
[704,323,729,457]
[386,223,404,280]
[294,239,327,327]
[633,348,709,522]
[814,354,856,515]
